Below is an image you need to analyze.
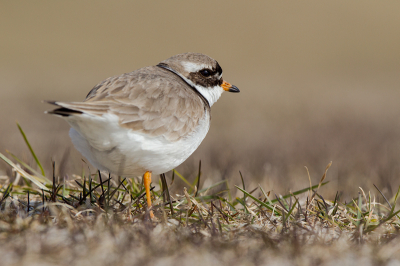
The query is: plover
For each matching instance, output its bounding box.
[47,53,239,217]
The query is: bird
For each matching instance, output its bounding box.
[46,52,239,218]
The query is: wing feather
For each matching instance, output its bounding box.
[50,66,208,141]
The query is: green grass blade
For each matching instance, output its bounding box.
[259,185,273,205]
[238,182,329,206]
[236,186,276,213]
[190,176,198,194]
[235,197,249,213]
[17,123,45,176]
[289,181,329,199]
[173,170,194,189]
[196,180,228,195]
[394,184,400,203]
[239,171,246,203]
[384,208,400,222]
[236,182,329,215]
[283,197,298,223]
[389,185,400,219]
[364,208,400,233]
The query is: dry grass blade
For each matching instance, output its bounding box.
[309,161,332,204]
[356,192,362,227]
[305,166,312,204]
[0,152,47,190]
[184,187,192,209]
[318,161,332,190]
[373,184,392,209]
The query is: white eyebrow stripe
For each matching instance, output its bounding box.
[182,62,210,73]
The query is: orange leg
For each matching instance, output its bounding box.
[143,171,154,218]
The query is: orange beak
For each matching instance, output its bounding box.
[221,80,240,93]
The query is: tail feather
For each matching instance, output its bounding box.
[45,101,83,117]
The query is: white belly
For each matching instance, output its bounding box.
[66,112,210,176]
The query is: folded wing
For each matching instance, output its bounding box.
[47,66,208,142]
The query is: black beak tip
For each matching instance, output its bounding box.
[229,85,240,93]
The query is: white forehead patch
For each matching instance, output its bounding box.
[181,61,211,73]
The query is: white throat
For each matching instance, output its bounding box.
[183,79,224,107]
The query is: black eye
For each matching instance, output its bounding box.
[199,69,211,77]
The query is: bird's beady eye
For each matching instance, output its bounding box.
[199,69,211,77]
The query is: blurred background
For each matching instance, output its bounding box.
[1,1,400,200]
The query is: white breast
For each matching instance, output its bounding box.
[66,111,210,176]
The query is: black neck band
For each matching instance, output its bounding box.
[157,64,210,108]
